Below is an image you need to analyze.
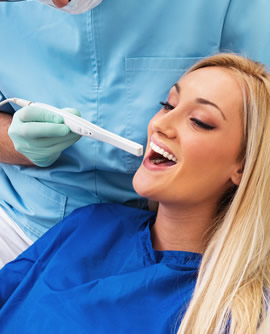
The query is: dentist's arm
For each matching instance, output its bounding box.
[0,111,33,165]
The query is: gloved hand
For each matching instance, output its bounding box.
[8,106,81,167]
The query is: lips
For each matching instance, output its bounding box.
[143,139,178,171]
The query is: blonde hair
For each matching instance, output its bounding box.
[177,54,270,334]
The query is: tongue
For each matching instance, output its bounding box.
[151,158,175,166]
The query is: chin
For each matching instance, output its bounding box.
[133,168,155,200]
[133,180,159,204]
[132,169,144,197]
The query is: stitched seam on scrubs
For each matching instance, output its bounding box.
[218,0,232,50]
[0,166,68,239]
[93,7,103,200]
[86,10,99,198]
[94,88,103,200]
[86,10,99,90]
[22,221,47,239]
[93,4,103,90]
[21,195,67,239]
[125,59,136,171]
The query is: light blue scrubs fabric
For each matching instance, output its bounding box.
[0,0,270,241]
[0,204,202,333]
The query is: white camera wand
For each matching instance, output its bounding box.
[0,98,143,157]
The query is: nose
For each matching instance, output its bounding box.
[151,109,178,139]
[52,0,70,8]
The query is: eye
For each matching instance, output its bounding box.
[190,118,215,130]
[160,101,174,111]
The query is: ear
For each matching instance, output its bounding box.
[230,163,243,186]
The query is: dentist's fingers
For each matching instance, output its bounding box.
[18,106,64,124]
[8,105,81,167]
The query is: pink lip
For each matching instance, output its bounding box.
[142,137,177,171]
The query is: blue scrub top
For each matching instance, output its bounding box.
[0,204,202,333]
[0,0,270,241]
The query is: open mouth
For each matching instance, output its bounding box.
[148,141,177,166]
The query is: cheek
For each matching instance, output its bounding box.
[182,134,240,173]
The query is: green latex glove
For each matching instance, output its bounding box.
[8,106,81,167]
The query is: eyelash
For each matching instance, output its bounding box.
[190,118,215,130]
[160,101,174,111]
[160,101,215,131]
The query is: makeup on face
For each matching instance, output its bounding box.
[133,66,243,205]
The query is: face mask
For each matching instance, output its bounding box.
[38,0,103,14]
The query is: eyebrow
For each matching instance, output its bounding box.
[172,82,226,120]
[173,83,180,93]
[196,98,226,120]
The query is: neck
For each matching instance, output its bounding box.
[151,202,217,253]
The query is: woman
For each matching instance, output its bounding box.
[0,54,269,333]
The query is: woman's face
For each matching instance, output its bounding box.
[133,66,244,207]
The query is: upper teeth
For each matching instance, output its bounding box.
[150,141,177,162]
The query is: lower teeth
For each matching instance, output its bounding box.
[152,159,166,165]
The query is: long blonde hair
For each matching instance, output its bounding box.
[177,54,270,334]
